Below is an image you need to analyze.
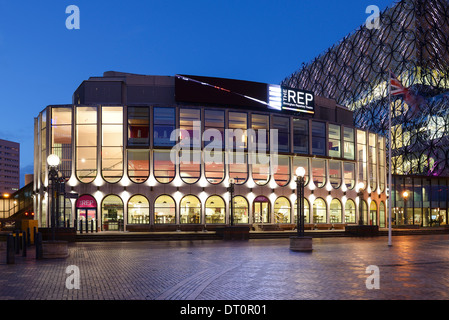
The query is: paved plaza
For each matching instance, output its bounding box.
[1,234,449,302]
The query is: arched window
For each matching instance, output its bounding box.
[274,197,291,223]
[233,196,249,224]
[101,195,124,231]
[313,198,327,223]
[154,195,176,224]
[153,150,175,183]
[293,157,309,186]
[229,152,248,184]
[252,154,270,186]
[274,155,290,187]
[101,106,124,183]
[312,159,326,188]
[204,151,225,184]
[370,201,377,226]
[180,195,201,224]
[330,199,342,223]
[127,149,150,183]
[329,161,342,189]
[253,195,271,223]
[128,195,149,224]
[76,106,97,183]
[345,199,356,223]
[344,162,356,190]
[294,198,310,223]
[205,195,225,224]
[180,150,201,184]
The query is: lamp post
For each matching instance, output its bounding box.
[227,178,235,226]
[358,182,365,226]
[402,190,409,225]
[47,154,60,241]
[295,167,306,237]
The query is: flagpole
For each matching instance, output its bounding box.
[388,71,393,247]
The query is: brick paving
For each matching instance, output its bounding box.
[1,235,449,301]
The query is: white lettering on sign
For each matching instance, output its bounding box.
[79,200,94,207]
[281,86,315,114]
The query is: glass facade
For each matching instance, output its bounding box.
[37,104,387,231]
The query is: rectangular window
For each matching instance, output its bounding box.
[272,116,290,153]
[228,112,247,150]
[251,114,269,151]
[76,107,97,183]
[154,107,175,147]
[180,108,201,148]
[102,107,123,183]
[293,118,308,154]
[128,107,149,146]
[312,121,326,156]
[357,130,367,185]
[343,127,355,160]
[51,107,72,179]
[205,110,225,148]
[328,124,341,158]
[369,133,377,191]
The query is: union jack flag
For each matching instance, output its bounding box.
[390,71,409,96]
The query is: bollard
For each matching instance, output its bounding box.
[14,230,20,254]
[27,228,31,246]
[22,232,27,257]
[35,232,43,260]
[79,220,83,234]
[6,234,15,264]
[91,221,94,233]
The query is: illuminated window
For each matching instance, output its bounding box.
[345,199,356,223]
[101,195,124,231]
[127,195,149,224]
[205,110,225,148]
[369,133,377,192]
[328,124,341,158]
[179,150,201,184]
[273,155,290,187]
[344,162,356,190]
[153,107,175,147]
[293,118,308,154]
[294,198,310,223]
[312,121,326,156]
[313,198,327,223]
[312,159,326,188]
[252,154,270,186]
[205,195,225,224]
[343,127,355,160]
[229,152,248,184]
[274,196,291,223]
[378,136,386,192]
[205,151,224,184]
[379,201,386,227]
[154,195,176,224]
[293,157,309,186]
[272,116,290,153]
[357,130,367,186]
[228,112,247,150]
[370,201,377,225]
[330,199,342,223]
[233,196,249,224]
[51,107,72,179]
[251,114,269,151]
[127,149,149,183]
[128,107,149,146]
[180,108,201,148]
[153,150,175,183]
[329,160,342,189]
[180,195,201,224]
[76,107,97,183]
[253,195,270,223]
[102,107,123,183]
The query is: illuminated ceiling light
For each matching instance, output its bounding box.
[47,154,60,167]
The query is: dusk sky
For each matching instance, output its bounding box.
[0,0,392,186]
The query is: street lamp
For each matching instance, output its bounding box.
[227,178,235,226]
[47,154,60,241]
[295,167,306,237]
[358,182,365,225]
[402,190,409,225]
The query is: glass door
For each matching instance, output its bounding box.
[77,208,97,232]
[253,198,270,223]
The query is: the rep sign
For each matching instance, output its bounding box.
[281,86,315,114]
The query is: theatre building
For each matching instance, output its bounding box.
[33,71,387,233]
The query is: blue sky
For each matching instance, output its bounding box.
[0,0,392,186]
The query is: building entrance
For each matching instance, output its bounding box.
[253,196,270,223]
[75,194,98,233]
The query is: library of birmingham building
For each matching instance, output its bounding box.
[33,72,387,232]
